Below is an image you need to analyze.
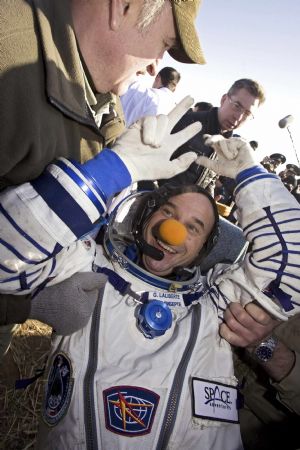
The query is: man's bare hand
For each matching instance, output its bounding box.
[220,302,279,347]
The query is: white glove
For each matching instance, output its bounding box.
[196,135,260,179]
[112,96,202,181]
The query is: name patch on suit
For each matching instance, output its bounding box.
[148,291,185,307]
[103,385,160,436]
[192,377,239,423]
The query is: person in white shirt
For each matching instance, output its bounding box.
[121,66,181,127]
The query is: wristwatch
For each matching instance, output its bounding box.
[254,335,278,362]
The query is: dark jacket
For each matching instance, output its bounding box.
[164,107,232,186]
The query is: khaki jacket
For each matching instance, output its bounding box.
[0,0,124,325]
[0,0,124,189]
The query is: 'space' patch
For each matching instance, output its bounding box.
[103,385,160,437]
[42,352,74,426]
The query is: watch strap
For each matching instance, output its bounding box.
[254,335,278,362]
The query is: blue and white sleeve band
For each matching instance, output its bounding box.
[235,166,278,195]
[71,148,132,201]
[30,149,132,241]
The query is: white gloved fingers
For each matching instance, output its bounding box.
[218,137,257,164]
[227,137,249,157]
[142,115,158,146]
[110,95,203,183]
[142,114,169,147]
[218,138,238,160]
[167,95,194,130]
[203,135,237,160]
[157,152,197,180]
[235,138,258,158]
[203,134,225,147]
[196,155,220,171]
[169,121,202,151]
[164,152,197,178]
[197,136,259,178]
[196,155,237,178]
[153,114,169,147]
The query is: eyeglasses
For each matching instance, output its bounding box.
[227,95,255,120]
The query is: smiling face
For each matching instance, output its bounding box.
[142,192,216,277]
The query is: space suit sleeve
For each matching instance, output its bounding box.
[207,167,300,321]
[0,97,201,295]
[0,150,128,295]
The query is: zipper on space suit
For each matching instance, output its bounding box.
[82,286,202,449]
[156,304,202,450]
[84,290,103,450]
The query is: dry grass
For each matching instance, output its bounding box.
[0,321,52,449]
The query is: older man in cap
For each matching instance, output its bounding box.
[0,0,205,188]
[0,0,205,355]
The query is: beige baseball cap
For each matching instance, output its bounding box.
[168,0,206,64]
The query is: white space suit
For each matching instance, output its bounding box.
[1,147,300,448]
[32,171,300,449]
[36,256,242,450]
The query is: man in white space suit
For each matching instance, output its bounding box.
[2,132,297,449]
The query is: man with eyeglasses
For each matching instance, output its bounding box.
[162,78,265,190]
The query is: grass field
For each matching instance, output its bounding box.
[0,321,51,449]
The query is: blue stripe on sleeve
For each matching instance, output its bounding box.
[54,159,107,210]
[0,204,51,257]
[236,166,268,184]
[235,172,278,195]
[0,237,47,267]
[29,149,131,242]
[74,148,132,199]
[31,171,95,239]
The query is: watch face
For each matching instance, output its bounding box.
[255,345,273,362]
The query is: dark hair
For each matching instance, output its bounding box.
[194,101,213,112]
[283,175,297,189]
[158,67,181,91]
[270,153,286,164]
[228,78,266,105]
[249,140,259,150]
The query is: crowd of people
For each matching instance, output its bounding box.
[215,145,300,222]
[1,1,300,449]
